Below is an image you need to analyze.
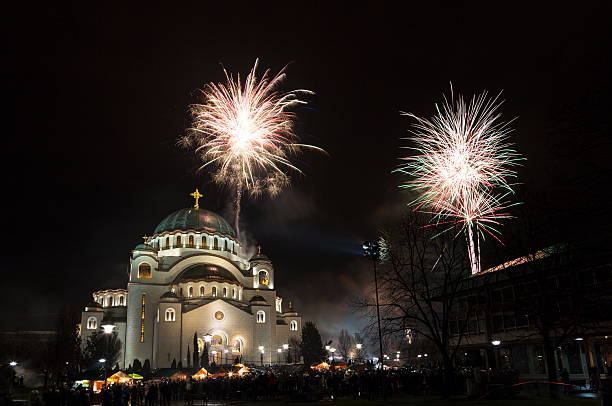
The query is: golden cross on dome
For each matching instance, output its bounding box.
[142,235,149,243]
[190,188,203,209]
[257,245,262,255]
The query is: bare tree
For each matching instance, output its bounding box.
[337,329,355,360]
[359,212,471,397]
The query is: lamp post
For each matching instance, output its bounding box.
[99,358,107,388]
[259,346,264,366]
[100,319,115,387]
[363,240,385,399]
[283,344,289,364]
[224,349,229,365]
[7,362,17,396]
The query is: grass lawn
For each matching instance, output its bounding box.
[240,394,599,406]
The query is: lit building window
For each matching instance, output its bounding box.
[138,263,152,279]
[290,320,298,331]
[140,294,146,342]
[212,287,217,297]
[256,310,266,324]
[200,286,205,297]
[201,236,207,249]
[213,238,219,250]
[188,287,193,298]
[86,317,97,330]
[165,308,176,322]
[258,271,269,286]
[118,296,124,306]
[188,235,194,248]
[176,235,182,247]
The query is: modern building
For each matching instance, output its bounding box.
[80,191,302,369]
[447,245,612,382]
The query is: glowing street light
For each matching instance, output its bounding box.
[356,343,363,350]
[99,358,106,363]
[283,344,289,350]
[9,362,17,367]
[491,340,501,346]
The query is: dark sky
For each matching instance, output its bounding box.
[5,2,612,341]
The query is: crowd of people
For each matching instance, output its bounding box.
[2,363,610,406]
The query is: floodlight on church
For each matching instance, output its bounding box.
[101,324,115,334]
[204,334,212,343]
[362,241,380,261]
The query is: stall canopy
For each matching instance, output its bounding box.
[107,371,130,383]
[192,368,209,379]
[311,362,330,370]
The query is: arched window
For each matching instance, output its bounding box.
[188,286,193,298]
[212,287,217,297]
[200,286,205,297]
[258,270,269,286]
[232,338,242,353]
[165,308,176,322]
[86,317,97,330]
[290,320,298,331]
[213,238,219,250]
[165,237,170,249]
[201,236,207,249]
[223,287,228,297]
[188,235,194,248]
[256,310,266,324]
[224,240,228,251]
[118,296,124,306]
[138,263,152,279]
[211,335,223,346]
[179,288,183,297]
[109,296,115,306]
[232,288,236,299]
[176,235,182,247]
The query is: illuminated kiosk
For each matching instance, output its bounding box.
[80,190,302,368]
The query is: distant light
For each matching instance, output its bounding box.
[211,350,217,355]
[325,345,331,351]
[417,354,422,358]
[277,348,282,353]
[224,349,229,353]
[491,340,501,346]
[99,358,106,363]
[356,343,363,349]
[258,345,264,353]
[424,353,428,357]
[283,344,289,350]
[204,334,212,343]
[9,362,17,367]
[575,337,584,341]
[101,324,115,334]
[330,348,336,353]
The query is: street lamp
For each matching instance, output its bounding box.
[363,240,385,399]
[99,359,107,388]
[491,340,501,346]
[259,345,265,366]
[203,334,212,366]
[7,362,17,396]
[224,349,229,365]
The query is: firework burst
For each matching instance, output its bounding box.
[397,89,523,274]
[180,60,324,236]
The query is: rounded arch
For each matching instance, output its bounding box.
[86,316,97,330]
[138,262,152,279]
[290,320,298,331]
[165,308,176,322]
[256,310,266,323]
[209,330,229,347]
[166,254,248,286]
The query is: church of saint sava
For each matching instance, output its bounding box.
[80,190,302,369]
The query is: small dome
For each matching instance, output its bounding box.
[154,208,236,237]
[160,291,179,302]
[134,243,155,251]
[85,300,102,309]
[250,295,267,303]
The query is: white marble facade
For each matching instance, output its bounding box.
[80,203,302,369]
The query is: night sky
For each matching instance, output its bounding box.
[5,3,612,341]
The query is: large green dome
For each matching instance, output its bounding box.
[154,208,236,237]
